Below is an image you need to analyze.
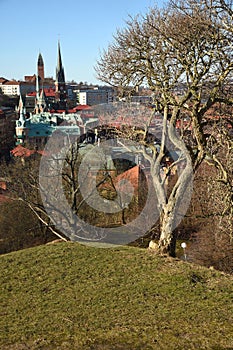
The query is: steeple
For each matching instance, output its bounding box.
[38,52,44,66]
[16,94,28,144]
[55,40,66,109]
[37,52,44,81]
[56,41,65,84]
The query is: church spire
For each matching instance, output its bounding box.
[15,93,27,144]
[55,40,66,109]
[37,52,44,81]
[38,52,44,66]
[56,41,65,84]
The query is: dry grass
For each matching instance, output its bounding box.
[1,242,233,349]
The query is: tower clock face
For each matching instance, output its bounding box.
[60,86,63,90]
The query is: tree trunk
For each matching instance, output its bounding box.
[159,206,177,257]
[156,107,193,257]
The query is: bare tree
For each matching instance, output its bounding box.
[1,155,68,242]
[5,144,112,244]
[3,134,146,246]
[95,0,233,255]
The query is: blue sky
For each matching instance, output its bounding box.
[0,0,164,84]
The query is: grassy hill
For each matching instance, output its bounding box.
[1,242,233,350]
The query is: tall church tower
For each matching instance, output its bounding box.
[55,41,66,109]
[37,53,44,82]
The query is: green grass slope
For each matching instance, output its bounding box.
[1,242,233,350]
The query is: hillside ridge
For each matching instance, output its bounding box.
[1,242,233,350]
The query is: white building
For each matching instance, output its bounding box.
[0,80,20,96]
[78,87,114,106]
[0,80,35,96]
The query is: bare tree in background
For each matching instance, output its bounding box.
[4,144,111,244]
[1,155,68,242]
[3,136,143,245]
[95,0,233,255]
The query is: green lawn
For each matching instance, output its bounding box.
[0,242,233,349]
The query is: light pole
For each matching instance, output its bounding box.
[181,242,187,261]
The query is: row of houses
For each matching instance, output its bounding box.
[0,76,115,107]
[0,41,116,107]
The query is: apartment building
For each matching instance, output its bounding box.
[78,87,114,106]
[0,80,36,96]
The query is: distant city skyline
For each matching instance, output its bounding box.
[1,0,164,85]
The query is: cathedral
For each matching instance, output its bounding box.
[32,41,67,113]
[15,42,69,146]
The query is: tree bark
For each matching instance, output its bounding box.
[159,207,177,257]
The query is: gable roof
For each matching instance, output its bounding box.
[11,144,47,158]
[4,80,20,86]
[11,145,36,157]
[27,88,56,98]
[0,77,8,84]
[115,165,140,192]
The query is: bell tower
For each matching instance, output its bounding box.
[37,52,44,82]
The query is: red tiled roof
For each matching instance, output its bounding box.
[49,109,66,113]
[4,80,20,85]
[44,88,56,97]
[11,145,48,158]
[11,145,36,158]
[27,87,56,98]
[115,166,140,192]
[0,77,8,84]
[72,105,91,111]
[24,75,36,82]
